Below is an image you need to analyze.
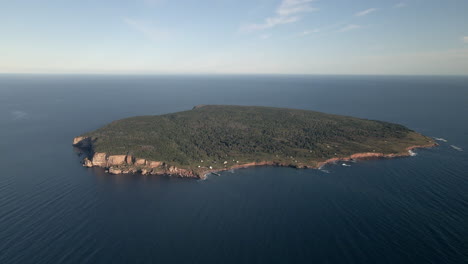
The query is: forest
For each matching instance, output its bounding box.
[82,105,433,169]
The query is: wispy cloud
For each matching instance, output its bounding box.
[260,34,272,39]
[277,0,318,16]
[338,24,361,32]
[355,8,378,17]
[124,18,168,41]
[242,16,300,32]
[463,36,468,43]
[394,2,407,8]
[11,110,28,120]
[240,0,318,32]
[298,29,320,37]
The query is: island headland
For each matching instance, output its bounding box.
[73,105,436,179]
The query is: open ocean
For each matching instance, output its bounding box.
[0,75,467,263]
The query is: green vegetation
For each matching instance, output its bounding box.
[82,105,433,170]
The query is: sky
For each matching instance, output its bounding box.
[1,0,467,75]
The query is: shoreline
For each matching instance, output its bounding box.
[201,143,438,178]
[74,136,437,180]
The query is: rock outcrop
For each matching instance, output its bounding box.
[73,136,201,179]
[92,153,108,167]
[135,159,146,166]
[107,155,127,166]
[148,161,162,168]
[126,155,134,165]
[73,136,92,148]
[108,167,122,175]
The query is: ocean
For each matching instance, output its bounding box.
[0,75,467,263]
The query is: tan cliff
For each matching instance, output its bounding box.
[73,137,200,179]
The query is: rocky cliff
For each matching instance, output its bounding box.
[73,137,200,179]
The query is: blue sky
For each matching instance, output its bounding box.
[1,0,467,75]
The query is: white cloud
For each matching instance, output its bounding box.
[260,34,272,39]
[338,24,361,32]
[355,8,378,17]
[394,2,407,8]
[298,29,319,37]
[123,18,168,41]
[240,0,317,32]
[464,36,468,43]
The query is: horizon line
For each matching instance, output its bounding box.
[1,72,467,77]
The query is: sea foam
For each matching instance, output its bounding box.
[450,145,463,151]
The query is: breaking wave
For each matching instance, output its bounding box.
[450,145,463,151]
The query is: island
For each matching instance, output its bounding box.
[73,105,435,179]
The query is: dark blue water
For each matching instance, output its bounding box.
[0,75,467,263]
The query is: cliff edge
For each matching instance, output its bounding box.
[73,137,199,178]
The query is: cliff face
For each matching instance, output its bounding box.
[73,137,200,179]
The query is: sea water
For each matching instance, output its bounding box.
[0,75,467,263]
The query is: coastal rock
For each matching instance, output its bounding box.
[165,166,197,178]
[92,153,108,167]
[168,166,177,173]
[135,159,147,166]
[126,155,134,165]
[73,138,200,178]
[83,157,93,167]
[149,161,162,168]
[73,136,91,148]
[108,167,122,174]
[107,155,127,166]
[73,137,85,145]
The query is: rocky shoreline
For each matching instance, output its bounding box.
[315,143,437,169]
[199,143,437,177]
[73,137,199,178]
[73,136,436,180]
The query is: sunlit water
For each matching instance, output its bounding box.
[0,75,467,263]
